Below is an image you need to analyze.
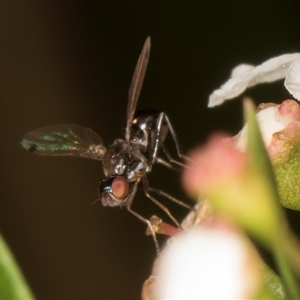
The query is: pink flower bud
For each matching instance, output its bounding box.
[182,133,248,196]
[182,128,282,243]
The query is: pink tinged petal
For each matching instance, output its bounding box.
[208,53,300,107]
[236,100,300,152]
[236,106,284,151]
[268,122,300,161]
[285,59,300,100]
[277,99,300,121]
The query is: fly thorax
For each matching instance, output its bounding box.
[127,151,148,180]
[102,139,148,179]
[130,121,148,152]
[102,139,129,177]
[130,109,169,160]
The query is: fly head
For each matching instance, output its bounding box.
[99,176,130,207]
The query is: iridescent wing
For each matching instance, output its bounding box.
[21,124,107,161]
[125,36,151,141]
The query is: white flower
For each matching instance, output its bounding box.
[208,53,300,107]
[152,227,262,299]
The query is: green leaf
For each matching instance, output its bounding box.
[243,99,279,196]
[0,233,35,300]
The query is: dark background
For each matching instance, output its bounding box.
[1,2,300,299]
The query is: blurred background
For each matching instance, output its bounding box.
[1,2,300,299]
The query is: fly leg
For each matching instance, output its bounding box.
[149,112,192,169]
[155,157,179,171]
[148,187,194,211]
[142,176,183,230]
[163,113,192,161]
[160,142,192,169]
[125,179,160,255]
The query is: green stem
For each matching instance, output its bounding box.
[273,243,300,299]
[281,224,300,278]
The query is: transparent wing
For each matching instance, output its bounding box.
[21,124,107,161]
[125,36,151,141]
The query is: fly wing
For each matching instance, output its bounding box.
[21,124,107,161]
[125,36,151,141]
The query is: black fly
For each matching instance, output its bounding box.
[21,37,191,254]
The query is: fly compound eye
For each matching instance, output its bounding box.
[99,177,128,207]
[111,177,129,200]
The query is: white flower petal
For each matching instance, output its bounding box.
[285,59,300,100]
[208,53,300,107]
[155,229,252,299]
[231,64,255,78]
